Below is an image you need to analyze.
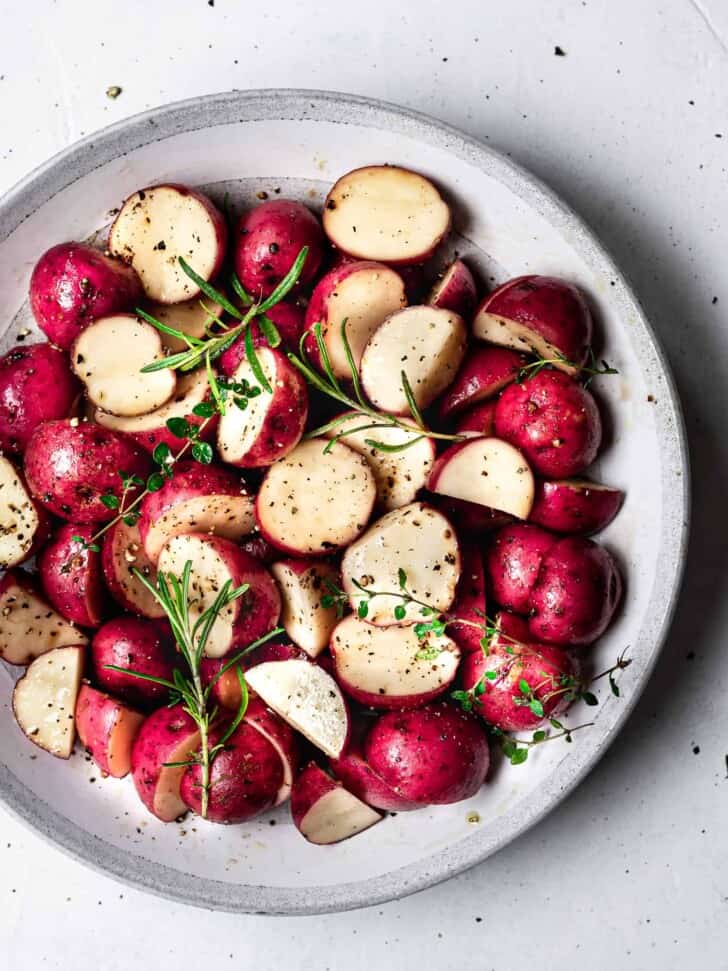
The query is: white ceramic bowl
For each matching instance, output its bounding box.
[0,90,688,914]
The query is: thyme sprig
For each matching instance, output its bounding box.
[516,347,619,387]
[321,571,631,765]
[287,321,466,454]
[104,560,283,819]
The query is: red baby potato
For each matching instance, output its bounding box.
[29,242,143,350]
[427,437,535,521]
[157,533,281,658]
[139,461,255,563]
[528,537,623,647]
[365,703,490,805]
[427,259,477,318]
[360,305,467,414]
[243,696,301,805]
[330,742,420,812]
[438,346,528,419]
[473,275,592,372]
[495,369,602,478]
[216,347,308,468]
[38,523,108,628]
[180,721,283,823]
[304,260,407,377]
[109,184,227,304]
[461,640,577,732]
[455,399,497,437]
[95,369,217,454]
[323,165,451,265]
[101,518,164,619]
[75,684,145,778]
[131,705,201,821]
[291,761,381,845]
[91,617,178,708]
[448,544,487,654]
[0,570,87,665]
[24,420,150,523]
[12,646,86,759]
[234,199,324,298]
[219,301,306,371]
[0,457,51,568]
[256,439,376,556]
[529,479,624,535]
[485,523,556,614]
[331,616,461,709]
[0,342,80,453]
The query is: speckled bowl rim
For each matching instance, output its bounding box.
[0,89,689,915]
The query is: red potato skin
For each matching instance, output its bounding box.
[112,403,217,456]
[243,696,301,803]
[218,349,309,468]
[131,704,200,820]
[219,302,306,374]
[38,523,108,628]
[528,537,623,647]
[24,420,150,523]
[239,532,279,565]
[290,761,340,829]
[200,657,246,711]
[91,617,179,708]
[180,722,283,823]
[431,494,512,534]
[485,523,557,614]
[454,399,497,437]
[330,743,420,811]
[234,200,324,298]
[427,259,477,318]
[495,369,602,478]
[365,703,490,805]
[75,683,144,778]
[448,544,487,654]
[0,342,81,454]
[438,346,528,419]
[479,275,592,369]
[29,242,144,350]
[460,640,577,731]
[492,610,531,646]
[529,480,624,535]
[138,461,251,555]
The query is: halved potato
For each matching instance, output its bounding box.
[12,646,85,758]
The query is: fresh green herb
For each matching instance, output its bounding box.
[104,560,283,819]
[516,347,619,386]
[287,321,466,454]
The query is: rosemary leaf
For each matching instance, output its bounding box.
[178,257,244,321]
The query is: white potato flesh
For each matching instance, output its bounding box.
[245,659,348,759]
[105,519,164,618]
[472,311,578,375]
[147,297,223,352]
[341,501,460,625]
[144,493,256,564]
[431,437,535,520]
[321,265,406,377]
[157,534,237,658]
[322,412,435,511]
[360,305,467,413]
[109,185,221,303]
[332,615,460,701]
[217,351,275,464]
[73,314,176,416]
[299,787,381,845]
[270,560,341,657]
[12,646,85,758]
[95,368,210,435]
[323,166,450,263]
[257,439,376,555]
[0,458,40,568]
[0,580,87,665]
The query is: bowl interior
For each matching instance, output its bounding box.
[0,92,687,914]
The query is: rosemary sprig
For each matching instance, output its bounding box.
[105,560,283,819]
[288,321,466,453]
[516,347,619,387]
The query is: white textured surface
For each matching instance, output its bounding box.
[0,0,724,967]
